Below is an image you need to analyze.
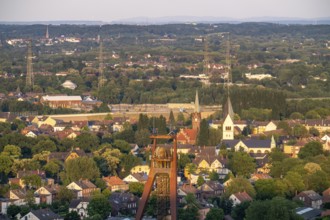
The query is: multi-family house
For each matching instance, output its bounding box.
[20,209,63,220]
[103,176,129,192]
[69,198,90,219]
[66,180,100,198]
[294,190,323,209]
[199,181,224,199]
[109,192,139,217]
[229,191,253,207]
[123,173,148,183]
[34,185,60,205]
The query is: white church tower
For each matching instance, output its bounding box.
[222,96,235,140]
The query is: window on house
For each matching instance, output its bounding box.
[225,126,231,131]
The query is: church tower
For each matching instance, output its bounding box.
[222,96,234,140]
[192,90,201,131]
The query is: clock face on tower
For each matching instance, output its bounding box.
[195,118,198,122]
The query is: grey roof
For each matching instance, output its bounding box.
[302,190,323,201]
[69,198,89,208]
[295,207,322,220]
[29,209,63,220]
[243,139,271,148]
[222,139,272,149]
[222,140,240,149]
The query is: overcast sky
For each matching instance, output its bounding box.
[0,0,329,22]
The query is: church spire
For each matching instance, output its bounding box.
[223,96,234,120]
[194,90,200,113]
[45,25,49,39]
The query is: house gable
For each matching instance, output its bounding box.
[67,182,82,191]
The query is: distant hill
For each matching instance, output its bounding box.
[1,17,330,25]
[0,20,107,25]
[111,16,330,25]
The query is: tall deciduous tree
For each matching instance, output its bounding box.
[229,152,256,177]
[205,208,224,220]
[0,155,13,182]
[245,197,301,220]
[87,194,111,219]
[225,177,256,198]
[75,133,100,152]
[1,145,21,158]
[284,171,305,197]
[61,157,100,183]
[135,128,151,147]
[298,141,323,159]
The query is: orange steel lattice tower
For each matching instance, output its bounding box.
[135,134,177,220]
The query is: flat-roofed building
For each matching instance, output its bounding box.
[41,95,82,109]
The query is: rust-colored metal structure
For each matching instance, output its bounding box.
[135,134,177,220]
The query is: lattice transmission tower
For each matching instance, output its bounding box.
[26,40,34,91]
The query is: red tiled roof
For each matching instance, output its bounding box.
[103,176,126,186]
[177,128,197,144]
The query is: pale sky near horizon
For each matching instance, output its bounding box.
[0,0,329,22]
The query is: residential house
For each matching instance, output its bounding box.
[48,148,91,163]
[81,97,102,112]
[38,124,54,134]
[25,131,38,138]
[130,165,150,174]
[54,129,80,140]
[177,184,201,203]
[34,185,60,204]
[53,122,72,132]
[71,121,88,131]
[249,173,272,184]
[283,140,307,158]
[32,116,59,128]
[10,170,47,188]
[229,191,253,207]
[303,119,330,133]
[103,176,129,192]
[252,121,277,134]
[176,128,198,145]
[20,209,63,220]
[21,125,39,136]
[123,173,148,183]
[67,180,100,198]
[294,190,323,209]
[112,117,130,132]
[69,198,89,219]
[109,192,139,217]
[199,181,224,199]
[322,188,330,204]
[0,190,27,214]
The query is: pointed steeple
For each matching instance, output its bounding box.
[45,25,49,39]
[194,90,200,113]
[223,96,234,120]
